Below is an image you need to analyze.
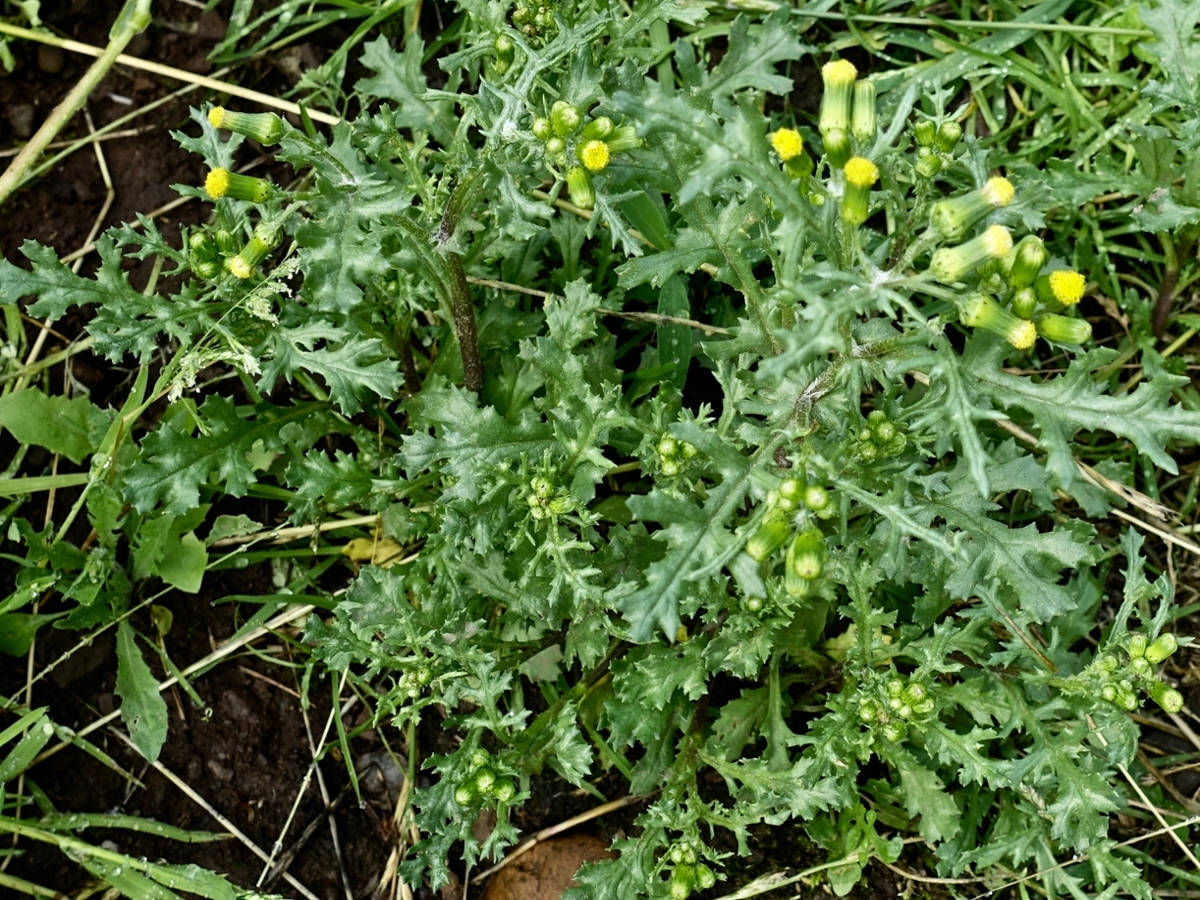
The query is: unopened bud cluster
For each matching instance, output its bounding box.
[530,103,641,210]
[526,474,573,520]
[856,410,907,461]
[656,434,698,478]
[913,117,963,178]
[1081,632,1184,715]
[453,748,517,809]
[511,0,555,42]
[665,843,717,899]
[856,673,937,744]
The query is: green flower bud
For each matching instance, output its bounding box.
[531,476,554,498]
[858,441,878,462]
[1006,235,1047,289]
[680,442,698,459]
[779,477,804,502]
[208,106,285,145]
[474,766,497,795]
[1095,654,1120,675]
[912,697,935,716]
[913,120,936,147]
[819,59,858,135]
[657,436,678,458]
[746,518,790,562]
[823,128,852,169]
[745,596,764,613]
[682,846,697,865]
[1150,681,1184,715]
[1011,286,1038,319]
[193,259,221,279]
[1130,657,1153,677]
[494,34,515,74]
[788,528,826,581]
[670,865,695,900]
[696,864,716,890]
[604,124,643,154]
[204,167,273,203]
[882,721,906,743]
[929,225,1014,284]
[872,420,896,444]
[669,846,687,866]
[915,153,942,178]
[1035,270,1087,307]
[935,120,962,152]
[581,116,614,141]
[1116,687,1140,711]
[1101,684,1117,702]
[531,116,552,141]
[565,166,595,210]
[841,156,878,227]
[545,136,567,165]
[213,228,237,255]
[1146,633,1178,664]
[454,783,477,806]
[1035,313,1092,346]
[851,80,876,145]
[902,682,927,704]
[493,778,516,803]
[803,485,830,511]
[960,293,1036,349]
[930,176,1015,241]
[188,231,216,260]
[661,459,681,477]
[225,224,282,279]
[1129,633,1148,659]
[859,699,880,722]
[887,679,905,698]
[550,100,581,136]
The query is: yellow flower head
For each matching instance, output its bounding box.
[770,128,805,162]
[822,59,858,87]
[1049,269,1086,305]
[578,139,611,172]
[981,176,1014,208]
[981,224,1014,259]
[1008,319,1037,350]
[226,256,254,279]
[844,156,879,188]
[205,167,231,200]
[208,106,228,129]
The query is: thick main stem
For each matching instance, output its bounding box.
[0,0,152,206]
[445,251,483,392]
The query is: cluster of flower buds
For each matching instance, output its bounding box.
[665,843,716,900]
[913,117,962,178]
[526,474,573,520]
[453,748,517,808]
[531,104,641,210]
[856,674,936,744]
[743,477,833,601]
[856,410,907,461]
[512,0,555,40]
[1089,632,1184,714]
[656,434,698,478]
[396,664,433,701]
[818,60,875,169]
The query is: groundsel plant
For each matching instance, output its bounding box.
[2,2,1199,898]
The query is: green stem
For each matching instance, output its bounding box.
[0,0,152,207]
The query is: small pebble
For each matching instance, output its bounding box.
[9,102,34,139]
[37,44,64,74]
